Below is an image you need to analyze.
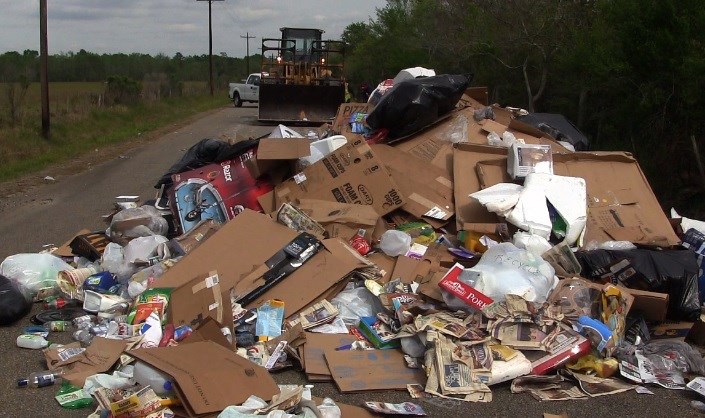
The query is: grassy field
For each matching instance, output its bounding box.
[0,81,226,182]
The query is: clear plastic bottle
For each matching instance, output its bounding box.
[43,320,72,332]
[17,368,64,388]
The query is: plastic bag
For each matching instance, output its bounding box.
[641,340,705,375]
[0,253,72,301]
[108,205,168,243]
[0,274,32,325]
[442,114,469,143]
[443,243,557,308]
[379,230,413,257]
[366,74,472,139]
[331,286,384,326]
[473,106,495,122]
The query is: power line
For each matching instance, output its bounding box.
[240,32,255,74]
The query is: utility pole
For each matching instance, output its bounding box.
[39,0,50,138]
[240,32,255,75]
[197,0,223,96]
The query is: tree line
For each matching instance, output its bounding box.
[0,49,259,87]
[342,0,705,217]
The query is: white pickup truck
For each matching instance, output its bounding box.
[228,73,263,107]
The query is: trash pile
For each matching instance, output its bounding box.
[3,69,705,417]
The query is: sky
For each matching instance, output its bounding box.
[0,0,386,57]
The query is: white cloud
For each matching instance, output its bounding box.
[0,0,386,57]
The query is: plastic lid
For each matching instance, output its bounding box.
[163,381,173,392]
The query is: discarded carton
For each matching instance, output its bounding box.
[294,198,381,241]
[475,152,680,247]
[453,144,508,229]
[129,341,279,417]
[244,138,310,179]
[274,137,406,217]
[649,321,694,341]
[52,337,128,386]
[372,144,455,223]
[181,317,233,349]
[167,271,234,344]
[153,210,359,319]
[626,288,669,323]
[324,349,426,392]
[302,332,358,381]
[332,102,373,134]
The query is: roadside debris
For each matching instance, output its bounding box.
[2,78,705,417]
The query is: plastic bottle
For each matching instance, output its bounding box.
[17,368,64,388]
[302,384,314,400]
[44,320,72,332]
[138,311,163,348]
[73,329,93,345]
[133,361,175,397]
[16,334,49,349]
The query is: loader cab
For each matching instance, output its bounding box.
[279,27,324,62]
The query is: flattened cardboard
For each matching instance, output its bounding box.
[181,317,233,350]
[303,332,358,378]
[452,143,507,229]
[168,271,234,342]
[129,341,279,416]
[295,198,380,241]
[230,238,360,318]
[372,144,455,222]
[390,255,422,284]
[366,252,396,283]
[153,209,298,290]
[324,349,426,392]
[257,138,311,159]
[474,152,680,247]
[54,337,128,386]
[274,137,405,217]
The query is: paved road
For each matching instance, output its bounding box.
[0,105,701,417]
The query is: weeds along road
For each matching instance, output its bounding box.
[0,104,702,417]
[0,104,274,261]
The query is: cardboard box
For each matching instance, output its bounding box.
[294,198,381,242]
[372,144,455,223]
[274,137,406,217]
[437,263,493,310]
[181,317,233,349]
[169,155,273,234]
[129,341,279,417]
[452,143,508,229]
[53,337,128,386]
[167,271,234,344]
[152,209,360,319]
[324,349,426,392]
[332,102,373,134]
[649,321,694,341]
[620,288,669,323]
[475,152,680,247]
[244,138,310,179]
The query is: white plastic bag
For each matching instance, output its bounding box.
[108,205,168,243]
[0,253,72,301]
[379,230,413,257]
[331,286,384,326]
[442,243,557,309]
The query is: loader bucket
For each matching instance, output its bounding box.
[258,83,345,124]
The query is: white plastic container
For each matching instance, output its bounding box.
[310,135,348,156]
[133,361,175,397]
[16,334,49,349]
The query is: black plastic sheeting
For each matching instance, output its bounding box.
[366,74,472,139]
[155,138,261,190]
[0,275,31,326]
[577,249,700,321]
[517,113,589,151]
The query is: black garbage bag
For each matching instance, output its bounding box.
[577,249,700,321]
[0,274,31,326]
[154,138,261,189]
[366,74,472,139]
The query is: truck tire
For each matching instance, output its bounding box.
[232,92,242,107]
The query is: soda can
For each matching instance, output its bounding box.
[173,325,193,342]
